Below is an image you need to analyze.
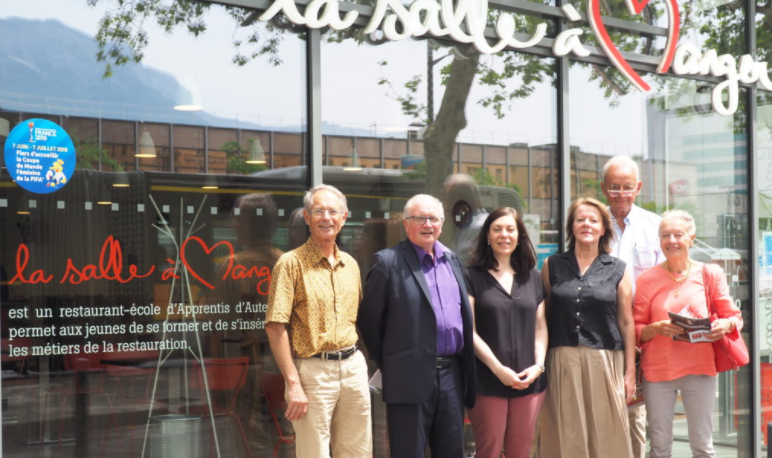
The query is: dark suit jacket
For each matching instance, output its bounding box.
[358,239,476,408]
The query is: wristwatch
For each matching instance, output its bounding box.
[536,363,546,374]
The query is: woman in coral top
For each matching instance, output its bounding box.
[634,210,742,458]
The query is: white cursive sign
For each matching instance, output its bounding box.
[259,0,772,116]
[673,44,772,116]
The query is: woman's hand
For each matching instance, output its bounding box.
[493,365,523,388]
[513,365,544,390]
[641,320,685,341]
[708,318,734,341]
[624,370,636,402]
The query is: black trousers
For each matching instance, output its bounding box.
[386,361,465,458]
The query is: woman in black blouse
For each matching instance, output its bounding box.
[539,197,635,458]
[464,207,547,458]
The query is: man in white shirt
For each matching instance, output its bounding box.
[602,155,664,458]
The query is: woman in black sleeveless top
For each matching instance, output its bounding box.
[539,197,635,458]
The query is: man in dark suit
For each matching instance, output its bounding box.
[358,193,476,458]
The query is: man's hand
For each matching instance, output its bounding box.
[285,381,309,421]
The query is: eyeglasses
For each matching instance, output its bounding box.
[606,189,637,197]
[405,215,443,225]
[310,208,344,218]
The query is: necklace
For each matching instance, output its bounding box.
[665,260,692,299]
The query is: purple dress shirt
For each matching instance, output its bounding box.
[411,241,464,357]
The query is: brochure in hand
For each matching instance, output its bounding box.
[668,311,712,343]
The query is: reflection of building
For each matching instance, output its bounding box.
[1,0,770,456]
[4,107,748,247]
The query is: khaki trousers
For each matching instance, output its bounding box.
[628,403,647,458]
[291,350,373,458]
[540,345,633,458]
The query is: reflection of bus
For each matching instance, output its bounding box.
[249,165,524,215]
[139,165,525,254]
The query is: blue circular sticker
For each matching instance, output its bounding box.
[4,118,76,194]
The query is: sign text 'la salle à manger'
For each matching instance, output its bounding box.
[259,0,772,116]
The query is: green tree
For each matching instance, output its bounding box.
[403,161,426,181]
[472,168,500,186]
[220,139,268,175]
[74,135,124,171]
[86,0,746,197]
[582,178,603,201]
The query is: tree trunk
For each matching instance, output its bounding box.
[422,51,480,197]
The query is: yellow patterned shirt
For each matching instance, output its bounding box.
[266,238,362,358]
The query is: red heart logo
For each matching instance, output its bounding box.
[588,0,680,92]
[180,236,234,290]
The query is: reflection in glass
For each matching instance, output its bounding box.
[570,61,752,455]
[755,90,772,453]
[322,25,558,457]
[0,1,306,457]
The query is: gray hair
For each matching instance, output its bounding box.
[404,194,444,219]
[602,155,640,183]
[661,209,696,234]
[303,184,348,212]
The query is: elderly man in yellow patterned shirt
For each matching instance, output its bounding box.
[266,184,372,458]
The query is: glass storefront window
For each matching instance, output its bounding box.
[0,0,768,456]
[0,2,306,457]
[756,89,772,453]
[321,23,559,455]
[569,60,752,456]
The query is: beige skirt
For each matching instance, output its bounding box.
[539,345,633,458]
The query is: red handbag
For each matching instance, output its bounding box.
[702,265,749,372]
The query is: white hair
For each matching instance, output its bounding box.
[602,155,640,183]
[404,194,444,219]
[661,209,696,234]
[303,184,348,212]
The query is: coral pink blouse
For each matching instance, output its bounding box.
[633,263,742,383]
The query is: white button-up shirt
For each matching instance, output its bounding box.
[609,204,664,294]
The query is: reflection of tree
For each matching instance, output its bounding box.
[382,39,555,194]
[89,1,560,195]
[581,177,602,200]
[424,51,480,194]
[221,139,269,175]
[74,134,125,171]
[91,0,756,194]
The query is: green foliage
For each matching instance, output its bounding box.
[73,135,124,171]
[506,182,522,194]
[582,178,603,200]
[378,60,427,121]
[380,42,555,122]
[639,200,671,215]
[504,183,528,211]
[472,168,500,186]
[476,54,554,119]
[220,140,268,175]
[566,0,664,108]
[698,0,747,59]
[403,161,426,180]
